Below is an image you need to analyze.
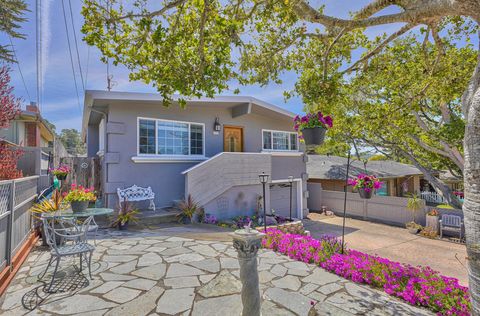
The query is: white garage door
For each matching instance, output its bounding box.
[269,183,297,218]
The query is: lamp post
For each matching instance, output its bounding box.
[341,151,351,254]
[288,176,294,221]
[341,150,369,254]
[259,172,269,232]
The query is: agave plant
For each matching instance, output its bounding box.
[30,190,65,219]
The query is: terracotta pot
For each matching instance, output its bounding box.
[358,188,373,199]
[71,200,89,213]
[301,127,326,146]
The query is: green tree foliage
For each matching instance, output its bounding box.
[58,129,86,156]
[0,0,28,62]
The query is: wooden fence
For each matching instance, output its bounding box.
[59,157,101,193]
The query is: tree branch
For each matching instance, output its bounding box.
[342,23,414,74]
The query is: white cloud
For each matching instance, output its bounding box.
[40,0,52,96]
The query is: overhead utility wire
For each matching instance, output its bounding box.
[8,36,31,100]
[68,0,85,91]
[61,0,82,111]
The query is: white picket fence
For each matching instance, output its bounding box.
[420,191,445,204]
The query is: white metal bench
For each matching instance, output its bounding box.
[117,185,155,211]
[439,214,463,240]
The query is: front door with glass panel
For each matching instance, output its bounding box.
[223,126,243,152]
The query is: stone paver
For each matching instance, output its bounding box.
[156,288,195,315]
[0,225,434,316]
[103,286,141,303]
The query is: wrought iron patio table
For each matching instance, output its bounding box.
[41,207,114,219]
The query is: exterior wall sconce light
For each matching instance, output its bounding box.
[213,117,221,134]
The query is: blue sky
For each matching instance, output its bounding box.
[1,1,473,132]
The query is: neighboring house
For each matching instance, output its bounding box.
[0,103,60,182]
[0,102,54,148]
[307,155,422,197]
[82,90,308,220]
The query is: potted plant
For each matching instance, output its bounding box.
[63,184,96,212]
[49,164,71,180]
[111,199,139,230]
[30,190,66,245]
[406,194,424,234]
[293,111,333,146]
[426,208,440,234]
[176,194,200,224]
[348,174,383,199]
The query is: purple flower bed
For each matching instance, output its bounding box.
[262,229,470,315]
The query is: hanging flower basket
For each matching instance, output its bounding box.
[294,111,333,146]
[358,187,373,199]
[56,174,67,180]
[301,127,327,146]
[348,174,383,200]
[50,164,71,180]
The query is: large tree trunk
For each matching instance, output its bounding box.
[463,51,480,315]
[399,149,463,209]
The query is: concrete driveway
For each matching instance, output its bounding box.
[304,213,468,285]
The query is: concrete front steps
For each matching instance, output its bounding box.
[134,207,181,226]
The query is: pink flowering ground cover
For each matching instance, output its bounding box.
[261,229,470,315]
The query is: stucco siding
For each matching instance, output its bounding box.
[90,100,304,208]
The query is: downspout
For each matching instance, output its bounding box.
[90,108,109,207]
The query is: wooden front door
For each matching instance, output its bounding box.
[223,126,243,152]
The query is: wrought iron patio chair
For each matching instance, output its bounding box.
[39,217,95,292]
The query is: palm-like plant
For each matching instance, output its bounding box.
[406,193,424,223]
[111,198,140,227]
[176,194,200,223]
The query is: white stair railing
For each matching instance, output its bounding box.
[182,153,272,206]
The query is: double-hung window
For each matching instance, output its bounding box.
[138,118,204,156]
[262,130,298,151]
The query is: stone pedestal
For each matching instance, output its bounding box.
[231,228,265,316]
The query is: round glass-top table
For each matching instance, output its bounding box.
[41,208,114,219]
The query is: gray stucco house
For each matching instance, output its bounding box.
[82,91,309,220]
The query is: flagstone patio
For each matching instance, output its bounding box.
[0,225,433,315]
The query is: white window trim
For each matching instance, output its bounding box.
[261,129,299,152]
[137,117,206,158]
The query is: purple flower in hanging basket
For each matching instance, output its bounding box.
[348,174,382,191]
[324,115,333,128]
[293,111,334,138]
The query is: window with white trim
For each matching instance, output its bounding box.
[262,130,298,151]
[138,118,204,156]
